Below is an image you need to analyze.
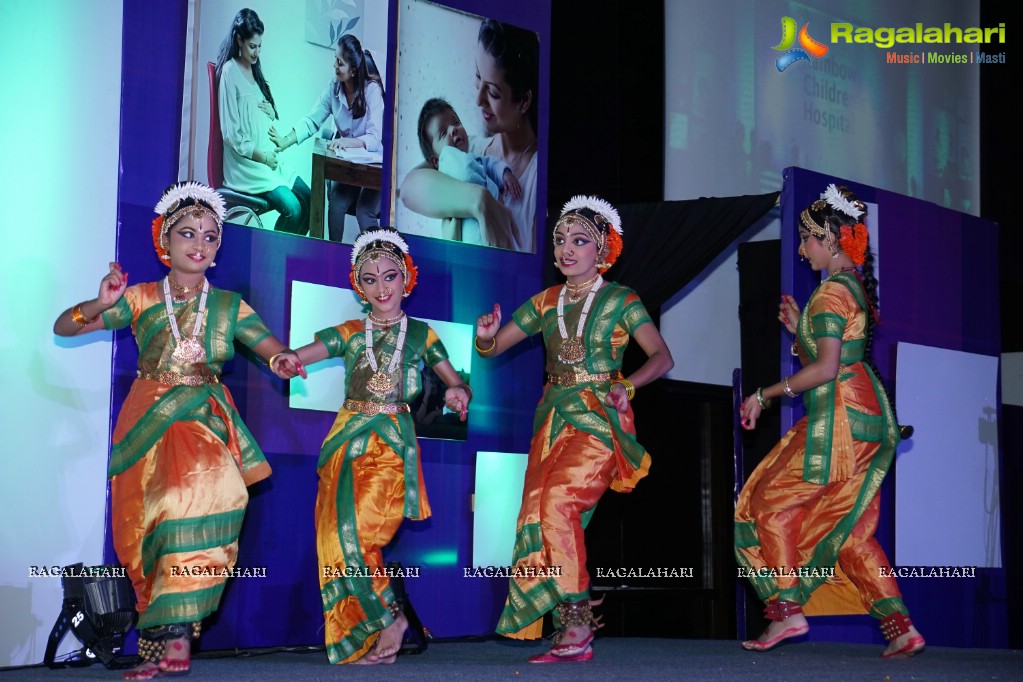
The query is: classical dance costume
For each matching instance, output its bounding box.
[314,317,446,662]
[497,282,653,639]
[735,270,907,621]
[102,281,273,630]
[303,216,463,667]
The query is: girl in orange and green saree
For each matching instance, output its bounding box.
[271,228,472,665]
[735,184,925,658]
[474,196,674,663]
[53,182,291,679]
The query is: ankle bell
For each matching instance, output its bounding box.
[879,613,913,641]
[764,599,803,622]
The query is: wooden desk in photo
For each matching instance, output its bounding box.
[309,137,383,239]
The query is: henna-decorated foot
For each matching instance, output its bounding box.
[122,661,162,680]
[742,611,809,651]
[156,635,190,675]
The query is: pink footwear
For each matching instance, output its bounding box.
[880,613,926,659]
[528,601,599,663]
[548,630,594,657]
[742,599,809,651]
[742,624,809,651]
[528,645,594,663]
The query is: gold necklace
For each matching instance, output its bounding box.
[168,275,206,302]
[827,266,857,279]
[367,311,406,327]
[565,273,601,302]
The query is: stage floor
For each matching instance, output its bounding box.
[6,638,1020,681]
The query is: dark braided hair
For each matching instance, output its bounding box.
[857,234,882,383]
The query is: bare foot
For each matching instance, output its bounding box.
[882,625,925,658]
[368,612,407,662]
[157,636,190,674]
[351,649,379,665]
[122,661,161,680]
[742,612,809,651]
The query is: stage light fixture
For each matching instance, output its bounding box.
[44,563,138,669]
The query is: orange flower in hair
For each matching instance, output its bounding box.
[839,223,869,266]
[349,269,360,296]
[151,216,169,262]
[600,229,623,273]
[403,253,419,294]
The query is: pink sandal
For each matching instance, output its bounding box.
[527,601,600,663]
[742,599,809,651]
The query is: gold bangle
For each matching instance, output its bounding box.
[790,340,800,357]
[268,350,291,373]
[71,303,95,326]
[782,376,799,398]
[474,336,497,355]
[756,387,772,410]
[613,378,636,401]
[460,384,473,402]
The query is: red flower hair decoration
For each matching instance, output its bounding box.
[839,223,869,266]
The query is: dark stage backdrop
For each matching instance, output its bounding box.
[108,0,551,649]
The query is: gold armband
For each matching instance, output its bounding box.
[71,303,96,327]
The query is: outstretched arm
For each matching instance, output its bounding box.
[268,339,331,379]
[53,263,128,337]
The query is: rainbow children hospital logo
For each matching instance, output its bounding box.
[772,17,829,71]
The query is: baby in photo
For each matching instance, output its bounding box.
[417,97,522,244]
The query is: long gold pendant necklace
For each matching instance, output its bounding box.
[364,314,407,395]
[163,277,209,363]
[556,275,602,364]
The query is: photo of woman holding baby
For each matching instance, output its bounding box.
[397,8,540,253]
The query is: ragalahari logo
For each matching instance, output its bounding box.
[772,17,829,71]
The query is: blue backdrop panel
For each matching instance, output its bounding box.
[778,167,1004,647]
[110,0,551,649]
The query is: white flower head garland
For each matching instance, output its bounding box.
[560,195,623,235]
[822,184,864,220]
[155,181,227,225]
[350,229,410,267]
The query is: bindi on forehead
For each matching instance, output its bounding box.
[556,225,589,239]
[176,216,219,232]
[360,261,399,277]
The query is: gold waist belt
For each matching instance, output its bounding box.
[343,399,411,415]
[545,369,622,387]
[137,370,220,386]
